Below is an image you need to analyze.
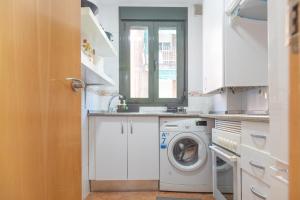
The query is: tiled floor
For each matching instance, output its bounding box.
[86,191,214,200]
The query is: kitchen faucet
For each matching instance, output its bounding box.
[107,94,124,112]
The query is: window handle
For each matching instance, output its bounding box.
[154,60,158,71]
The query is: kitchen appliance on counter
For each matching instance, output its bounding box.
[210,120,241,200]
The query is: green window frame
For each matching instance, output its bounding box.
[119,7,188,106]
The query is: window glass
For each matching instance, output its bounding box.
[130,27,149,98]
[158,28,177,98]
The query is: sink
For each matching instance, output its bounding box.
[117,104,140,113]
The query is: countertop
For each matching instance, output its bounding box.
[88,111,269,122]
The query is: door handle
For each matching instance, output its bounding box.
[209,145,238,162]
[66,78,85,92]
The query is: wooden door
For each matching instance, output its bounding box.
[92,117,127,180]
[0,0,82,200]
[127,117,159,180]
[289,2,300,197]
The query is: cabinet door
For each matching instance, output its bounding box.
[224,0,268,87]
[127,117,159,180]
[90,117,127,180]
[203,0,225,93]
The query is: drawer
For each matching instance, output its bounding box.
[241,121,269,153]
[242,171,270,200]
[241,145,271,184]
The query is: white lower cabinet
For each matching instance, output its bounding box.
[90,117,128,180]
[89,116,159,181]
[127,117,159,180]
[241,121,271,200]
[241,145,271,184]
[242,171,270,200]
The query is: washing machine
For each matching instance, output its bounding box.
[160,118,214,192]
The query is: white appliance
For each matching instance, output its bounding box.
[210,121,241,200]
[159,118,214,192]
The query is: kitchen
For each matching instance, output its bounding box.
[0,0,298,200]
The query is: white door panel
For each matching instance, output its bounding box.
[127,117,159,180]
[93,117,128,180]
[203,0,225,93]
[224,17,268,87]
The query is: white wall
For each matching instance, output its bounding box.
[86,0,212,113]
[81,73,90,199]
[85,0,268,114]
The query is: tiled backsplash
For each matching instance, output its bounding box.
[86,87,212,113]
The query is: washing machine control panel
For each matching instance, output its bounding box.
[196,120,207,126]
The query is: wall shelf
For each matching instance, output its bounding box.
[81,52,115,86]
[226,0,267,21]
[81,7,117,57]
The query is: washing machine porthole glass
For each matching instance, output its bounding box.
[167,132,207,172]
[173,138,199,166]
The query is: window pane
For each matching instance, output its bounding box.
[130,27,149,98]
[159,28,177,98]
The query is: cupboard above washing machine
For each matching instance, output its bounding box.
[202,0,268,94]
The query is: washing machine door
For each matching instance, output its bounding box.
[167,132,207,172]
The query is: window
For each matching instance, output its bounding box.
[119,7,187,106]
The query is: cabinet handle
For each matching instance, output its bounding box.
[249,161,266,170]
[251,134,267,139]
[130,120,133,134]
[250,186,267,199]
[121,121,124,134]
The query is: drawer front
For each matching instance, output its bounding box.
[241,121,269,153]
[242,171,270,200]
[241,145,271,184]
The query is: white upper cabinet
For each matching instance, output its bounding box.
[202,0,268,94]
[224,17,268,87]
[203,0,225,93]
